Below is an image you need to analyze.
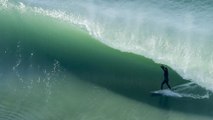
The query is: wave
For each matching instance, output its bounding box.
[2,0,213,92]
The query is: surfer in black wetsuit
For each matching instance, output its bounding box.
[160,65,171,90]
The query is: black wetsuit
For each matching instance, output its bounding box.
[161,66,171,90]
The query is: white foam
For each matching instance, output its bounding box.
[18,2,25,10]
[152,82,211,99]
[172,82,211,99]
[0,0,8,8]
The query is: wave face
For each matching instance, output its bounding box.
[2,0,213,91]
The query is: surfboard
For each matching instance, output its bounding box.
[151,89,182,98]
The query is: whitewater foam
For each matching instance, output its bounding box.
[0,0,8,8]
[172,82,211,99]
[2,0,213,92]
[152,82,211,99]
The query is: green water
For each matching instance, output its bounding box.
[0,9,213,120]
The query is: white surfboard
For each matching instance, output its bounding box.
[151,89,182,98]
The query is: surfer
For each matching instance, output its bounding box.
[160,65,171,90]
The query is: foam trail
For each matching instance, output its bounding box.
[172,82,211,99]
[3,0,213,92]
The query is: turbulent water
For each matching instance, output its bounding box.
[1,0,213,120]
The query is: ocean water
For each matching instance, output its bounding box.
[1,0,213,120]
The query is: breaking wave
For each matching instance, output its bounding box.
[2,0,213,92]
